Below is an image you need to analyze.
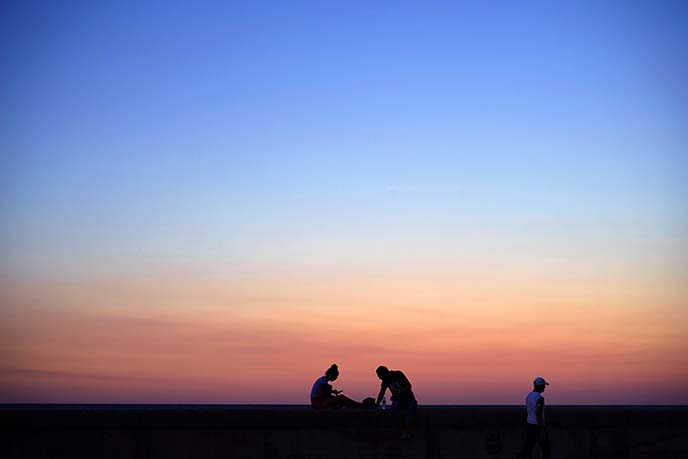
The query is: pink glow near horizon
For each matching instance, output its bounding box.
[2,268,686,405]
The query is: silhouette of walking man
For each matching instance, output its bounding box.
[517,376,551,459]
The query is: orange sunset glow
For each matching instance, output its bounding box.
[2,255,686,404]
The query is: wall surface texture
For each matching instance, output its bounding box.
[2,405,687,459]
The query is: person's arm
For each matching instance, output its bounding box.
[376,383,387,405]
[536,396,545,429]
[318,383,333,398]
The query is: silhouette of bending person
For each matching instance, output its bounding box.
[517,376,551,459]
[310,364,363,409]
[375,365,417,438]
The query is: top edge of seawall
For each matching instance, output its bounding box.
[2,404,687,411]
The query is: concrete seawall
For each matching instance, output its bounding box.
[2,405,687,458]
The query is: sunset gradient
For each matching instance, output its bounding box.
[2,1,687,404]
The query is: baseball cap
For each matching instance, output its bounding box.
[534,377,549,386]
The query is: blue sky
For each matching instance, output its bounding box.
[2,1,687,278]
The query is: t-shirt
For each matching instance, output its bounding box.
[310,376,330,399]
[525,391,545,425]
[381,370,415,401]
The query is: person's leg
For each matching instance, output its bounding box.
[516,425,538,459]
[400,399,417,439]
[310,398,325,410]
[538,427,551,459]
[319,395,357,409]
[396,399,410,438]
[320,396,339,409]
[328,394,363,409]
[405,400,417,426]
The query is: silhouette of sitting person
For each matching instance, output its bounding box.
[375,365,417,438]
[517,376,551,459]
[310,364,363,409]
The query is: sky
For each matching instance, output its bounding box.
[1,1,687,404]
